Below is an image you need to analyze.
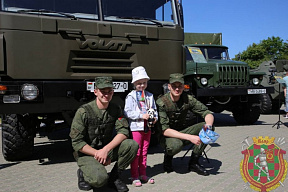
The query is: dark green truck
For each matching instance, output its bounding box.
[184,33,274,125]
[251,60,288,114]
[0,0,184,161]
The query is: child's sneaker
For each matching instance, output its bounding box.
[132,179,142,187]
[139,175,155,184]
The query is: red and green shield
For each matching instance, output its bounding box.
[240,143,287,191]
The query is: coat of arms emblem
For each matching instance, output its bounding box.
[240,136,287,191]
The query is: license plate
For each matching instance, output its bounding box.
[113,82,128,92]
[247,89,266,94]
[87,82,128,92]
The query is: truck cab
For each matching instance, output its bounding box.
[183,34,274,125]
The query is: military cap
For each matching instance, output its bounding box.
[169,73,184,84]
[95,76,113,89]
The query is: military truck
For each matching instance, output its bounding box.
[0,0,184,161]
[252,60,288,114]
[183,33,274,125]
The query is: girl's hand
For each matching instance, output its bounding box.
[142,113,149,120]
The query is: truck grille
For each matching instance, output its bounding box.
[69,50,134,78]
[218,65,248,86]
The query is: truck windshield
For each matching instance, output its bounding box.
[186,47,207,63]
[1,0,177,26]
[200,47,230,60]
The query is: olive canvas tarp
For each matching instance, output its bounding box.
[184,33,222,45]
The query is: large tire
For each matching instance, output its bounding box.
[2,114,35,161]
[232,104,260,125]
[208,104,225,113]
[259,94,272,114]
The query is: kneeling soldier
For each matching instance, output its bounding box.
[156,73,215,176]
[70,76,138,191]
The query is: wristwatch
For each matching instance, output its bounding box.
[204,124,212,130]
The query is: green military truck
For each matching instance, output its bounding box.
[252,60,288,114]
[183,33,274,125]
[0,0,185,161]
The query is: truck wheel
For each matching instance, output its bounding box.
[232,105,260,125]
[2,114,35,161]
[259,94,272,114]
[208,104,225,113]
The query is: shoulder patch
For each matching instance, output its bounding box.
[118,117,129,127]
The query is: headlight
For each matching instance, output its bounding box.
[252,78,260,85]
[21,84,39,100]
[200,78,208,86]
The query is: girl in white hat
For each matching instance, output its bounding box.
[124,66,158,187]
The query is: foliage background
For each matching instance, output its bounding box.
[233,37,288,69]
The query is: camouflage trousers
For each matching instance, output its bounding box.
[160,122,215,156]
[76,139,138,188]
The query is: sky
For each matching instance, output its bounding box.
[182,0,288,58]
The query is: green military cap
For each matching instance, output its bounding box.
[169,73,184,84]
[95,76,113,89]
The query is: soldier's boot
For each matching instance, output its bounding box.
[188,152,209,176]
[77,169,92,191]
[108,163,129,192]
[163,153,174,173]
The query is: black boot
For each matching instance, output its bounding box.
[77,169,92,191]
[108,164,129,192]
[188,153,209,176]
[163,154,174,173]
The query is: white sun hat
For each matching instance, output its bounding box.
[131,66,150,83]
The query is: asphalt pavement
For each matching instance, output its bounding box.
[1,110,288,192]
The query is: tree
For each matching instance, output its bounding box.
[234,36,288,68]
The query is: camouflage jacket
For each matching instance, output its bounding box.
[156,92,211,132]
[70,100,129,153]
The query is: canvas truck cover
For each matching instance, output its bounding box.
[184,33,222,45]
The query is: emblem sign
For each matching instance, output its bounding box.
[76,39,131,51]
[240,136,287,191]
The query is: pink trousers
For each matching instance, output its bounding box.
[130,130,151,179]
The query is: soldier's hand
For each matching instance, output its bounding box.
[103,158,111,166]
[94,148,109,165]
[190,135,201,146]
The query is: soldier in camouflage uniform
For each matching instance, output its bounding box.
[70,76,138,192]
[156,73,215,176]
